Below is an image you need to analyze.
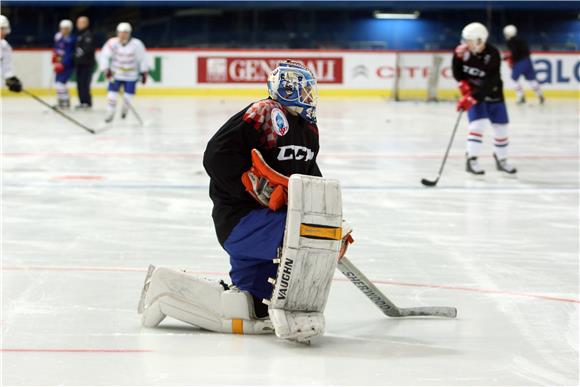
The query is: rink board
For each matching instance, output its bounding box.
[6,48,580,99]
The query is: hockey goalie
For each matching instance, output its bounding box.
[138,61,353,343]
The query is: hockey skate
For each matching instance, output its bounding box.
[104,111,115,123]
[539,95,545,105]
[466,156,485,175]
[516,95,526,105]
[75,103,91,110]
[494,153,517,174]
[55,99,70,110]
[121,105,129,119]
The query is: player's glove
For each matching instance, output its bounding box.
[457,94,477,112]
[241,148,289,211]
[458,80,472,96]
[53,62,65,74]
[5,76,22,93]
[140,72,147,84]
[105,69,113,80]
[502,53,513,69]
[454,44,470,62]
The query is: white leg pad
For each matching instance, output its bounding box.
[269,309,325,343]
[138,266,273,335]
[268,174,342,341]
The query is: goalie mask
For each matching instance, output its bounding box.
[268,61,318,124]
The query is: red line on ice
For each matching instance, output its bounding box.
[52,175,105,181]
[4,265,578,304]
[1,348,152,353]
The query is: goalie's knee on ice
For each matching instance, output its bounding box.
[224,208,286,300]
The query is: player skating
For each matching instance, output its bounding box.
[503,25,545,105]
[1,15,23,93]
[453,22,517,175]
[52,19,75,109]
[138,61,354,342]
[99,22,148,123]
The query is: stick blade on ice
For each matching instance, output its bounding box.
[421,178,438,187]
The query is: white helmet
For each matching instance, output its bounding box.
[462,22,488,53]
[117,22,132,33]
[503,25,517,39]
[0,14,11,34]
[59,19,73,30]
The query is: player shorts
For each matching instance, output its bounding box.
[108,80,138,94]
[223,208,286,300]
[55,67,73,83]
[511,58,536,81]
[468,101,509,124]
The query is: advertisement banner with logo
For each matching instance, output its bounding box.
[9,49,579,97]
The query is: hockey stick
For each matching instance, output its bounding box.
[420,110,464,187]
[122,95,144,126]
[337,256,457,318]
[22,89,96,134]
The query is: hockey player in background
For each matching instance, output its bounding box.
[99,22,148,123]
[53,19,75,109]
[1,15,23,93]
[138,61,352,342]
[503,25,545,105]
[453,22,517,175]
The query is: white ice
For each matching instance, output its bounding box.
[2,95,578,385]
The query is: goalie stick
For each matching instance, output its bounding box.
[337,256,457,318]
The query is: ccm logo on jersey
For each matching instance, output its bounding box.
[463,65,486,78]
[277,145,315,161]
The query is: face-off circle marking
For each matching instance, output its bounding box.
[271,108,290,136]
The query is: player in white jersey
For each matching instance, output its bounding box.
[1,15,23,93]
[99,22,148,123]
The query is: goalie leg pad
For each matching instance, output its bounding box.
[138,266,274,335]
[267,174,342,340]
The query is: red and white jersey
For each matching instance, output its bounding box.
[1,39,15,79]
[99,37,148,81]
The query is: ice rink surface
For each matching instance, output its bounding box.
[2,95,579,386]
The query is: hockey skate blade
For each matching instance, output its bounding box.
[420,178,438,187]
[398,306,457,318]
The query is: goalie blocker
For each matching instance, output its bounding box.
[138,174,342,343]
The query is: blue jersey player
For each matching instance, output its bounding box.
[503,25,545,105]
[52,19,76,109]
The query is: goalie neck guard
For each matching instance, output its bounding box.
[267,61,318,124]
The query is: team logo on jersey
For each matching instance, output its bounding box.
[271,108,289,136]
[463,65,486,78]
[277,145,315,161]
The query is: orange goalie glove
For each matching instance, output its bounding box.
[241,149,289,211]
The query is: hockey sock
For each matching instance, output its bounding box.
[514,81,524,100]
[106,91,118,114]
[122,93,134,113]
[529,80,544,97]
[55,82,69,103]
[466,119,486,157]
[492,123,510,159]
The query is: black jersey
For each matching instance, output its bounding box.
[452,44,504,103]
[506,37,531,63]
[203,98,322,246]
